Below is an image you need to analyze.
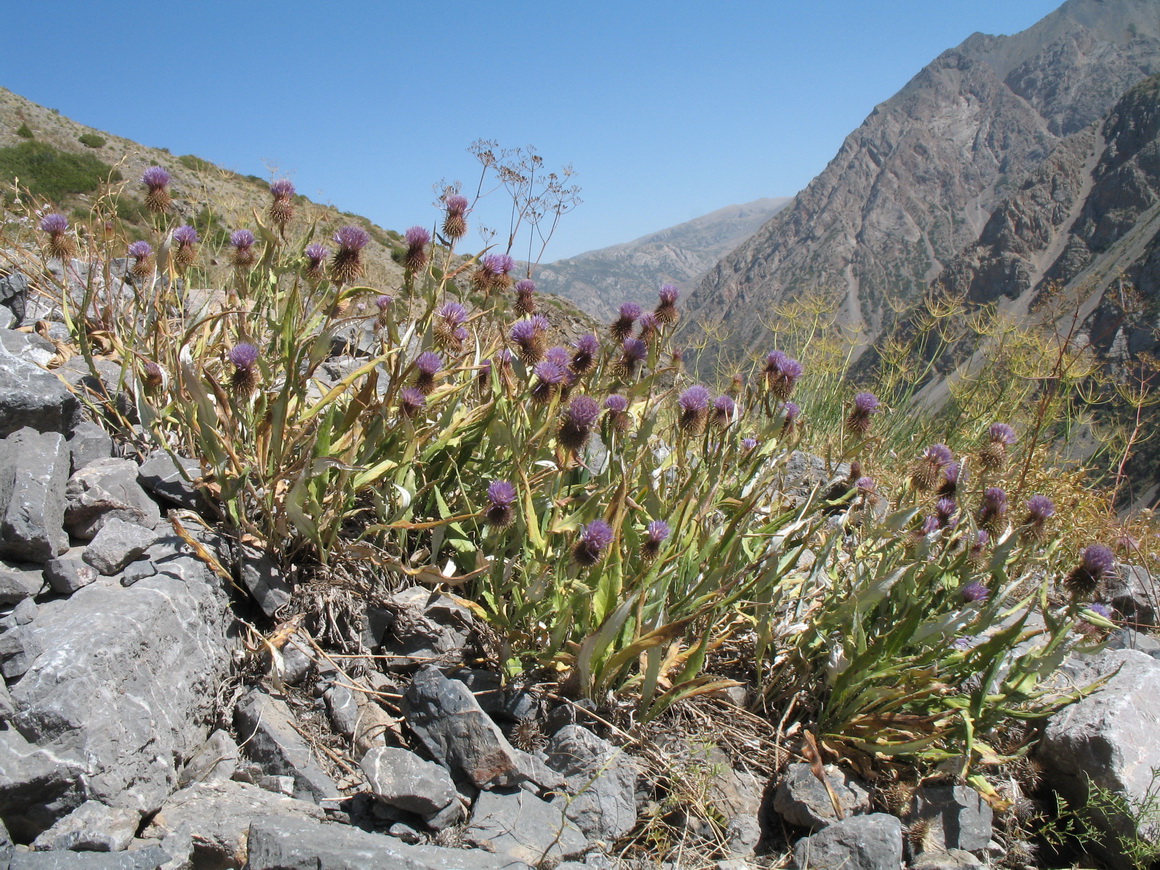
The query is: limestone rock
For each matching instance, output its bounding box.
[0,428,70,564]
[234,689,340,803]
[30,800,138,852]
[360,746,458,820]
[0,344,78,439]
[791,813,903,870]
[773,762,872,831]
[64,458,160,541]
[464,789,588,865]
[82,519,160,576]
[545,725,638,842]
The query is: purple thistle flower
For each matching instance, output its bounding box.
[961,582,990,603]
[764,351,803,400]
[546,346,573,369]
[1081,544,1116,578]
[172,225,199,246]
[1026,495,1055,524]
[442,194,469,240]
[334,225,370,252]
[127,240,152,259]
[611,302,642,341]
[404,225,431,270]
[712,394,736,428]
[783,401,801,431]
[574,519,614,566]
[854,392,879,413]
[642,518,671,560]
[925,444,954,467]
[989,422,1017,445]
[399,386,426,418]
[439,302,467,327]
[305,243,329,263]
[445,194,469,215]
[405,226,431,248]
[638,312,660,344]
[270,179,295,199]
[376,294,393,311]
[230,229,255,249]
[415,351,443,375]
[920,515,940,535]
[679,386,711,414]
[935,497,957,527]
[856,476,876,493]
[846,391,880,436]
[229,343,259,369]
[742,437,759,452]
[978,486,1008,533]
[658,284,679,305]
[605,394,629,414]
[938,461,962,498]
[515,279,536,295]
[559,394,602,451]
[39,213,68,234]
[531,360,567,403]
[1088,602,1112,619]
[913,443,954,491]
[481,253,515,276]
[617,337,648,378]
[619,302,642,321]
[571,333,600,374]
[142,166,170,191]
[485,479,517,527]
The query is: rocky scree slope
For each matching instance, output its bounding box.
[684,0,1160,372]
[532,197,790,322]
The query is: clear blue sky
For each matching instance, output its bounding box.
[1,1,1063,261]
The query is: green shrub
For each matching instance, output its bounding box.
[78,133,106,149]
[178,154,214,173]
[0,140,115,200]
[15,123,33,139]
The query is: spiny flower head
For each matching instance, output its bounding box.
[127,240,153,259]
[611,302,642,341]
[514,278,538,315]
[415,350,443,375]
[1025,494,1055,529]
[571,333,600,375]
[399,386,426,418]
[642,519,671,560]
[228,343,260,395]
[331,226,369,285]
[376,294,393,311]
[616,337,648,378]
[764,351,803,400]
[638,312,660,345]
[142,166,171,191]
[438,301,467,327]
[334,225,370,252]
[978,486,1008,534]
[856,476,876,493]
[39,213,73,258]
[143,166,172,213]
[268,179,296,229]
[969,529,990,568]
[961,582,990,603]
[938,461,962,498]
[481,253,515,276]
[510,315,550,364]
[39,213,68,234]
[783,401,801,432]
[989,423,1017,445]
[912,443,953,491]
[546,346,573,369]
[1064,543,1117,599]
[574,519,614,566]
[230,229,256,267]
[442,194,470,240]
[981,422,1017,470]
[559,394,601,451]
[404,226,431,270]
[229,343,260,369]
[712,394,736,428]
[678,385,711,434]
[270,179,295,199]
[605,394,628,414]
[405,225,431,248]
[304,243,329,280]
[742,437,759,452]
[485,479,517,527]
[846,391,880,437]
[935,497,957,527]
[172,225,199,246]
[658,284,679,305]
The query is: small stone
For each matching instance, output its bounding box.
[910,849,985,870]
[120,561,157,587]
[545,725,638,842]
[234,689,340,803]
[464,789,589,865]
[389,822,423,844]
[43,552,99,595]
[0,596,36,628]
[360,746,457,819]
[66,422,113,473]
[64,458,161,540]
[909,785,993,853]
[257,775,296,796]
[0,626,44,680]
[773,762,872,830]
[137,452,203,511]
[239,547,292,618]
[323,682,359,739]
[179,730,239,787]
[82,519,160,576]
[791,813,903,870]
[0,564,42,604]
[0,344,79,439]
[30,800,138,852]
[279,633,314,686]
[1105,565,1157,628]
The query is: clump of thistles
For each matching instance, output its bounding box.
[677,385,711,435]
[142,166,172,213]
[403,226,430,272]
[510,316,550,364]
[230,229,256,270]
[172,225,199,269]
[330,226,370,285]
[559,395,601,452]
[514,279,537,316]
[611,303,641,342]
[574,519,613,566]
[642,520,670,560]
[268,179,295,231]
[485,480,516,528]
[764,351,803,401]
[616,338,648,379]
[654,284,680,325]
[442,194,469,241]
[127,240,153,280]
[413,351,443,395]
[1064,544,1115,600]
[228,343,260,395]
[846,392,879,437]
[978,486,1008,534]
[399,387,426,419]
[912,444,953,492]
[980,423,1017,471]
[304,243,329,281]
[38,213,73,260]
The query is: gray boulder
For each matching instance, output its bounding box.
[545,725,638,842]
[0,564,42,604]
[66,422,112,474]
[30,800,138,852]
[0,428,70,563]
[136,452,203,511]
[403,666,562,790]
[234,689,340,803]
[1105,565,1157,629]
[0,270,29,322]
[360,746,458,820]
[791,813,903,870]
[178,729,239,787]
[1040,649,1160,867]
[381,587,471,671]
[0,625,44,680]
[907,785,992,853]
[64,459,160,540]
[42,552,98,595]
[773,762,872,831]
[244,814,527,870]
[465,789,589,865]
[0,344,78,439]
[0,537,236,840]
[82,519,160,576]
[7,847,170,869]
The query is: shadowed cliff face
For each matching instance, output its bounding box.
[530,198,790,323]
[684,0,1160,372]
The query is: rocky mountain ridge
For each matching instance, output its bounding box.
[532,197,790,321]
[684,0,1160,371]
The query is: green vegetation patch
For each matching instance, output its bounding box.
[78,133,106,149]
[15,123,33,139]
[0,140,118,200]
[178,154,215,173]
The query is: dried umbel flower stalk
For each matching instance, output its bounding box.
[846,391,879,437]
[228,342,260,395]
[912,443,953,492]
[570,334,599,376]
[510,316,550,364]
[142,166,172,213]
[127,240,154,280]
[330,225,370,286]
[442,194,469,241]
[764,351,802,402]
[611,303,641,342]
[641,519,670,560]
[979,422,1017,471]
[574,519,613,566]
[268,179,295,231]
[39,213,74,260]
[977,486,1008,534]
[413,351,443,395]
[404,226,431,272]
[172,225,199,270]
[654,283,680,325]
[230,229,256,270]
[304,243,329,281]
[558,395,601,452]
[677,385,711,435]
[512,279,537,316]
[1064,544,1115,600]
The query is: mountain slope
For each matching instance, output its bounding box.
[685,0,1160,371]
[532,198,789,322]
